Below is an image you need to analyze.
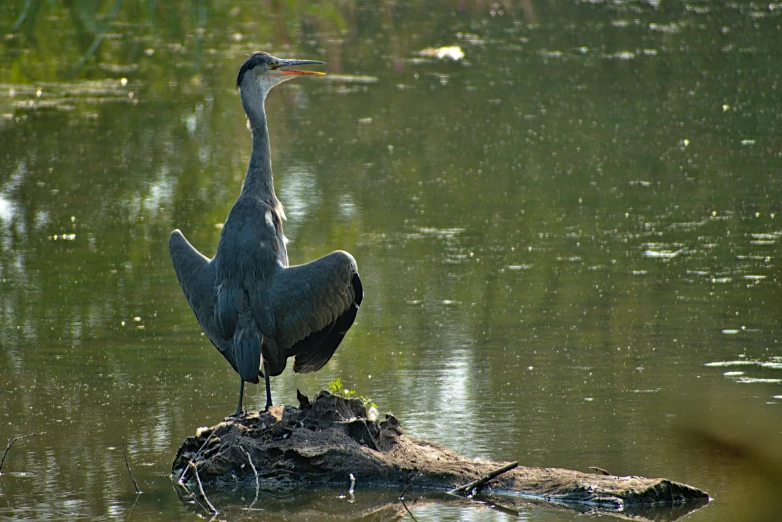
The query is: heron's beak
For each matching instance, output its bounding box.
[275,59,326,77]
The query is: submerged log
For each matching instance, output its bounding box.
[172,391,709,519]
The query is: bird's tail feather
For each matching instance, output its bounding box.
[234,324,261,384]
[216,285,239,340]
[262,337,287,377]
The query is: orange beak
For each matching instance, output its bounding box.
[281,69,326,76]
[273,58,326,77]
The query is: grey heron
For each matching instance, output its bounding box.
[169,52,363,416]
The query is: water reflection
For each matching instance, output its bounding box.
[279,165,322,240]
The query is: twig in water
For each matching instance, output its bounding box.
[1,433,39,473]
[399,464,427,499]
[122,437,142,494]
[190,462,217,514]
[400,497,419,522]
[449,461,519,497]
[238,446,259,508]
[398,464,426,522]
[178,431,216,486]
[589,466,611,476]
[125,490,140,522]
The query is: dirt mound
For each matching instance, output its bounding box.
[172,391,709,519]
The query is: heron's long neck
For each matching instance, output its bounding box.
[240,85,278,206]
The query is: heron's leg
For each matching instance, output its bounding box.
[231,379,245,417]
[263,360,273,411]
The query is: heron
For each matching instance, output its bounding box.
[169,52,363,416]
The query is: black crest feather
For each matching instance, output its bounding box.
[236,52,271,88]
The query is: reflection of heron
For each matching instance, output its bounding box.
[169,52,363,416]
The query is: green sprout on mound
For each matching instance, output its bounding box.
[328,378,377,409]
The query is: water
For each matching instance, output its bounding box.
[1,0,781,520]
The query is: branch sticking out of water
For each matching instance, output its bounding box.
[239,446,260,508]
[400,498,419,522]
[399,464,427,500]
[122,437,142,494]
[398,461,428,521]
[0,433,40,473]
[190,461,217,514]
[178,430,216,486]
[449,461,519,497]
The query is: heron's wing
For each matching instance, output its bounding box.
[289,271,362,374]
[168,230,237,371]
[269,250,363,374]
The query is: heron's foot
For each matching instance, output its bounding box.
[262,402,273,413]
[227,409,246,420]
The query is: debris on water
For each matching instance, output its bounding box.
[538,49,564,58]
[322,74,379,84]
[735,377,782,384]
[50,233,76,240]
[603,51,635,60]
[418,46,464,61]
[649,22,683,33]
[704,360,757,367]
[643,248,683,258]
[416,227,465,238]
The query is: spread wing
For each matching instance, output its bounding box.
[168,229,238,372]
[269,250,363,374]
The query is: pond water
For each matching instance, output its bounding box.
[1,0,781,520]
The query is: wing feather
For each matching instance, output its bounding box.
[293,271,363,373]
[168,230,237,371]
[269,251,362,371]
[171,231,363,380]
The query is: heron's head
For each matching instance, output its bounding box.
[236,51,325,95]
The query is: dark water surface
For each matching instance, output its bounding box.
[2,0,781,520]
